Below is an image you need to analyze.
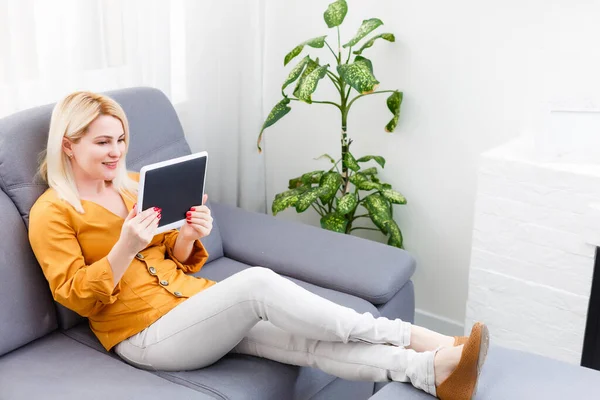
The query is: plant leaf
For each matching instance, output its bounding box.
[385,91,403,132]
[319,171,343,203]
[272,186,310,215]
[282,56,310,91]
[323,0,348,28]
[336,193,358,215]
[343,151,360,172]
[362,193,392,234]
[361,166,378,175]
[297,65,329,103]
[296,186,330,213]
[314,153,337,164]
[301,170,325,185]
[293,58,320,98]
[284,36,327,66]
[381,187,407,204]
[337,61,379,94]
[353,33,395,55]
[354,55,373,74]
[320,212,348,233]
[383,219,403,248]
[257,98,291,153]
[357,155,386,168]
[349,172,381,191]
[343,18,384,48]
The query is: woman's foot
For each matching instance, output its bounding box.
[434,345,463,386]
[453,336,468,346]
[435,322,490,400]
[408,325,455,352]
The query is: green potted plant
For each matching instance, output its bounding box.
[257,0,406,248]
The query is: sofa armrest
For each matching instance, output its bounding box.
[211,203,415,305]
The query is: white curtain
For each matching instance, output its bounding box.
[0,0,267,212]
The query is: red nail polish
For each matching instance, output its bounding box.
[186,211,192,216]
[133,203,137,209]
[153,207,159,212]
[186,220,191,224]
[191,207,196,211]
[157,214,161,219]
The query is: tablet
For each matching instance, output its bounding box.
[137,151,208,234]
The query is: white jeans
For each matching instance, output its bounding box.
[114,267,437,396]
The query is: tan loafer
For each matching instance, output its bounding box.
[437,322,490,400]
[453,336,468,346]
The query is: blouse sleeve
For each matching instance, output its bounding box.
[163,229,209,274]
[28,201,121,317]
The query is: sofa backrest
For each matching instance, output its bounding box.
[0,189,58,356]
[0,87,224,330]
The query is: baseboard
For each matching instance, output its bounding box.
[414,309,465,336]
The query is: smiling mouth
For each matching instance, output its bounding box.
[103,161,119,166]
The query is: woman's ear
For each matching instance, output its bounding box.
[62,137,72,156]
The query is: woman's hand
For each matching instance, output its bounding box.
[118,205,161,255]
[179,194,212,242]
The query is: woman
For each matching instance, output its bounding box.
[28,91,489,399]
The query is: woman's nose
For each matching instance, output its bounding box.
[109,144,121,158]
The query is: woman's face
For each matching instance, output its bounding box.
[65,115,127,183]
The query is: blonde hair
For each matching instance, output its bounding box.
[38,91,138,213]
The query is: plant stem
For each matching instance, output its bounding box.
[311,203,325,217]
[325,41,338,62]
[326,72,342,92]
[288,97,342,111]
[345,47,352,64]
[346,90,398,113]
[352,214,369,220]
[350,227,381,232]
[337,27,341,62]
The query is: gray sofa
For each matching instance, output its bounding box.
[0,87,417,400]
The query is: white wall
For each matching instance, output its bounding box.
[261,0,600,328]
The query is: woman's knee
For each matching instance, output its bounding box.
[240,266,279,285]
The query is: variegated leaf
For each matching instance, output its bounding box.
[293,58,320,98]
[354,55,373,74]
[319,171,343,203]
[356,155,386,168]
[272,186,310,215]
[284,36,327,66]
[362,193,392,234]
[343,151,360,172]
[361,166,378,175]
[353,33,395,55]
[385,91,403,132]
[349,172,381,191]
[323,0,348,28]
[282,56,310,91]
[337,61,379,94]
[343,18,383,48]
[257,98,291,152]
[383,219,403,248]
[301,170,325,185]
[297,65,329,103]
[320,212,348,233]
[336,193,358,215]
[296,186,330,212]
[381,187,407,204]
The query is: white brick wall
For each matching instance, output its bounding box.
[466,138,600,364]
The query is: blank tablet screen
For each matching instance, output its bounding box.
[140,154,207,230]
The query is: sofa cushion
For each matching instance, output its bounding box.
[0,190,57,357]
[62,256,379,400]
[368,345,600,400]
[0,332,212,400]
[0,87,224,330]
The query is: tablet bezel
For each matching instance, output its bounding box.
[137,151,208,234]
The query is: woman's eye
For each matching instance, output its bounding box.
[118,139,125,142]
[97,142,107,145]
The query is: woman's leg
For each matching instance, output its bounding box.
[115,267,450,374]
[232,320,442,396]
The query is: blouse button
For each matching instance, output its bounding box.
[160,280,169,286]
[174,291,183,297]
[148,266,157,276]
[135,253,145,260]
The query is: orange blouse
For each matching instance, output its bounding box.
[28,174,215,351]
